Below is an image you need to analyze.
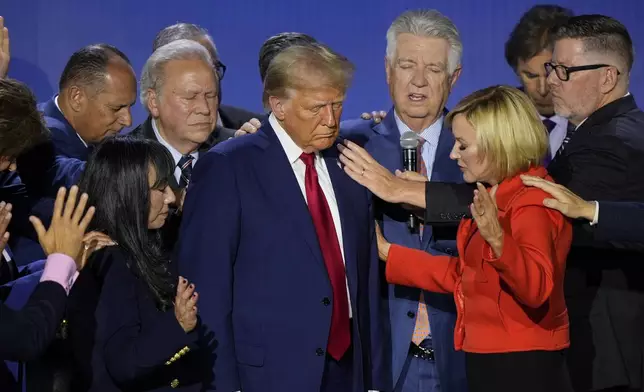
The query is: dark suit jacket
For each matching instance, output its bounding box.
[0,281,67,362]
[38,98,90,161]
[547,94,644,391]
[8,98,86,264]
[66,246,200,391]
[595,201,644,244]
[341,111,467,392]
[177,122,386,392]
[218,104,262,131]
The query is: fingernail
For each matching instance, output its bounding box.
[190,284,194,288]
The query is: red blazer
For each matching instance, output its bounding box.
[386,166,572,354]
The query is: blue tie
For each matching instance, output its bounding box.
[178,155,194,188]
[555,121,577,158]
[542,119,557,166]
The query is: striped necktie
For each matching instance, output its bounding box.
[554,121,577,158]
[178,155,194,188]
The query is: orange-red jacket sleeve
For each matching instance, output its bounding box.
[385,244,459,294]
[483,205,567,308]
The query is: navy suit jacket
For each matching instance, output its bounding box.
[16,97,85,200]
[342,110,468,391]
[39,98,91,161]
[7,98,86,264]
[177,122,386,392]
[66,246,200,391]
[595,201,644,244]
[0,171,48,266]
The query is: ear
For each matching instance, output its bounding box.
[147,89,161,118]
[269,95,288,121]
[449,66,462,89]
[599,66,620,94]
[66,85,86,113]
[385,56,392,86]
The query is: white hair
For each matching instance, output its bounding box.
[140,39,215,107]
[386,9,463,75]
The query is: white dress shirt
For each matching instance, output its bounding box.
[54,95,88,148]
[151,119,198,184]
[269,114,352,318]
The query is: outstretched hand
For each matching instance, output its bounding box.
[29,186,95,270]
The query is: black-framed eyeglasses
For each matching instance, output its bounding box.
[544,62,620,82]
[215,60,227,81]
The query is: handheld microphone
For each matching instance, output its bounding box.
[400,131,420,233]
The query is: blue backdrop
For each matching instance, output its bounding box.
[2,0,643,128]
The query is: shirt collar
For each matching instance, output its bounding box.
[151,118,198,165]
[269,113,312,164]
[54,95,88,148]
[393,111,443,146]
[540,114,567,127]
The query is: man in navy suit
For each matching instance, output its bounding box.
[178,42,385,392]
[342,10,467,392]
[39,43,136,161]
[19,44,134,196]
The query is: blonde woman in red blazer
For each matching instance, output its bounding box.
[345,86,574,392]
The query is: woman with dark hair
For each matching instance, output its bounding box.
[66,137,200,391]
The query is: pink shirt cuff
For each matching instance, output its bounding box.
[39,254,78,295]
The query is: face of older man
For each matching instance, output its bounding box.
[272,76,345,153]
[386,33,460,131]
[547,38,612,124]
[148,59,218,154]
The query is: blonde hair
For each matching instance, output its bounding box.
[446,85,548,181]
[262,43,355,110]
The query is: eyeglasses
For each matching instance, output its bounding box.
[544,62,620,82]
[215,61,227,81]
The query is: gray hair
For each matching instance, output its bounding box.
[386,10,463,75]
[140,39,215,107]
[153,23,219,61]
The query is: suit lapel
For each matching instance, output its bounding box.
[420,123,457,251]
[429,123,455,182]
[323,146,360,301]
[252,124,327,272]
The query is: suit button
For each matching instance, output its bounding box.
[316,348,325,356]
[170,378,180,388]
[322,297,331,306]
[407,311,415,318]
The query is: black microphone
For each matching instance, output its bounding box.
[400,131,420,233]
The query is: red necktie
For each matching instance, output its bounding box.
[300,152,350,360]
